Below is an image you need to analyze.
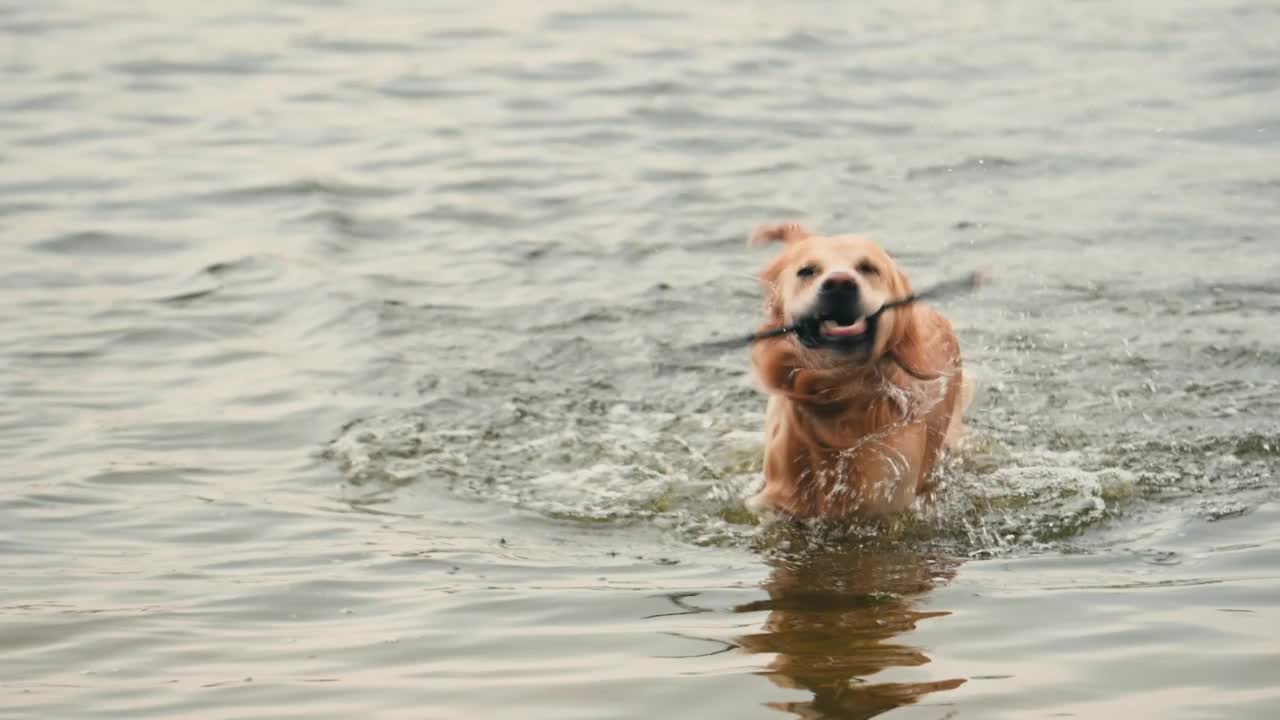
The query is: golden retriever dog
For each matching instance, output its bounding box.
[746,222,969,519]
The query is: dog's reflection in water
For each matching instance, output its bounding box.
[735,547,965,719]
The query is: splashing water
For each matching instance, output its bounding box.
[325,382,1275,555]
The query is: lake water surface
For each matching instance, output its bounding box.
[3,1,1279,718]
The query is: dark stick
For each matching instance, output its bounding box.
[694,270,987,352]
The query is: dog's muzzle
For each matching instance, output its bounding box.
[794,275,877,351]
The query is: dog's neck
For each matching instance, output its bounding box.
[754,337,902,400]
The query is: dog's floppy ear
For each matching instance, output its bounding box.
[886,303,958,383]
[757,254,788,322]
[749,222,811,246]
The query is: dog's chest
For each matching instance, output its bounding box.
[762,380,949,516]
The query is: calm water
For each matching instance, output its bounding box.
[3,1,1279,718]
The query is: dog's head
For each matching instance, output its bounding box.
[753,222,912,363]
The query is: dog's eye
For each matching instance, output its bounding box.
[856,261,880,276]
[796,265,818,279]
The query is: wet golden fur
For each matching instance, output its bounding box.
[747,223,969,519]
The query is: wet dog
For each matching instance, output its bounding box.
[747,223,969,519]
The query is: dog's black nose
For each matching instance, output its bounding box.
[820,272,857,294]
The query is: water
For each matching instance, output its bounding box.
[3,1,1278,717]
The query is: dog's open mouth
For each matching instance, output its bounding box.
[795,307,878,351]
[819,317,868,338]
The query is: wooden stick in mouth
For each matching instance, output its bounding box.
[694,271,988,352]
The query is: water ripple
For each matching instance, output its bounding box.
[4,1,1279,718]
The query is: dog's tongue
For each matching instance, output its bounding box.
[820,318,867,337]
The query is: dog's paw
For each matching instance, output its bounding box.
[745,491,783,525]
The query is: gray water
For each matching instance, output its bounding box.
[3,1,1279,718]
